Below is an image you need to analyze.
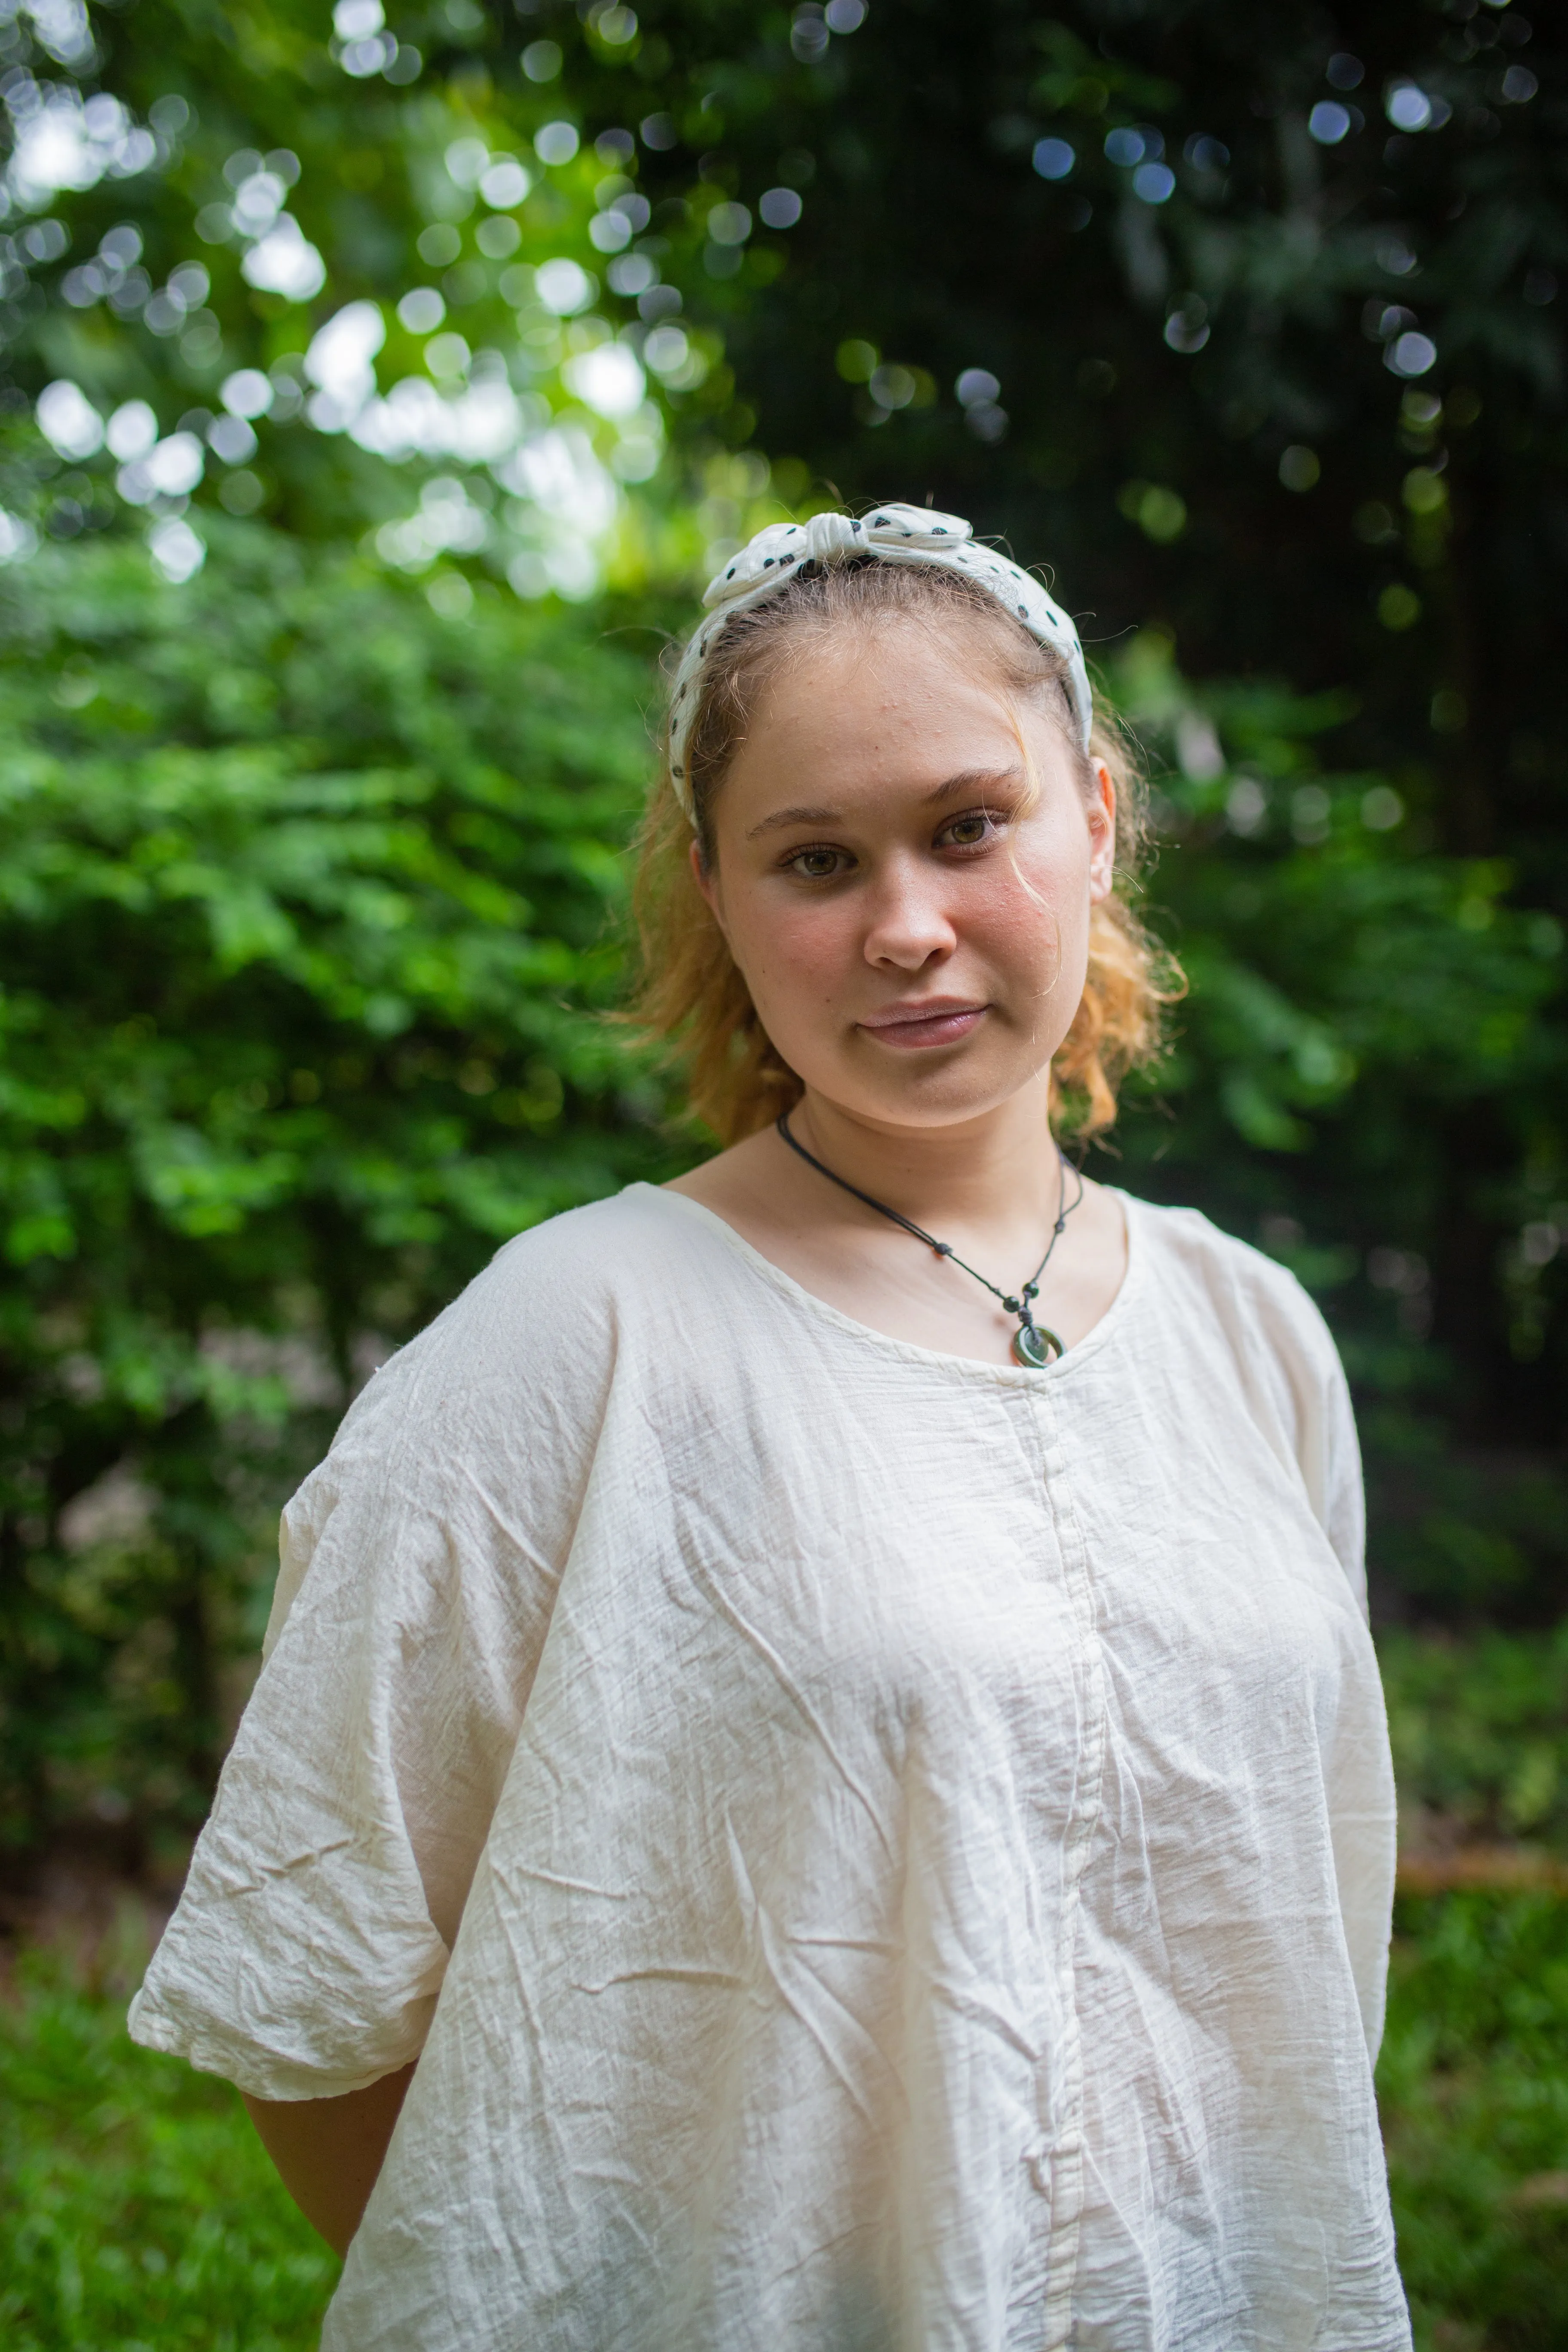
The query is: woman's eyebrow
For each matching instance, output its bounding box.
[747,766,1025,840]
[925,765,1024,805]
[747,803,842,838]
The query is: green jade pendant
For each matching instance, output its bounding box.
[999,1274,1064,1370]
[1011,1316,1064,1369]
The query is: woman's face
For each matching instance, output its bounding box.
[695,617,1117,1133]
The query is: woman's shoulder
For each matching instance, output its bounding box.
[483,1181,699,1302]
[1122,1191,1342,1376]
[330,1187,705,1446]
[1120,1193,1364,1584]
[274,1189,706,1634]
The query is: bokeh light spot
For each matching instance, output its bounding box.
[148,516,204,583]
[220,368,273,420]
[534,122,580,168]
[397,287,446,334]
[1385,331,1437,379]
[1377,583,1421,631]
[759,187,803,229]
[956,368,1000,407]
[1385,83,1433,133]
[1308,102,1351,145]
[480,158,531,208]
[535,258,595,316]
[1361,784,1406,829]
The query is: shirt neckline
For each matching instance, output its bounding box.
[631,1180,1147,1388]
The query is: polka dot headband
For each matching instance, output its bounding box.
[666,501,1093,824]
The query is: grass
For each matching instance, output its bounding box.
[1,1629,1564,2349]
[0,1920,338,2351]
[1375,1628,1568,2349]
[1382,1893,1568,2351]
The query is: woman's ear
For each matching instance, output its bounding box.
[1087,760,1118,902]
[689,836,729,941]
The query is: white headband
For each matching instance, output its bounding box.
[666,501,1093,824]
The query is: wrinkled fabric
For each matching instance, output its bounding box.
[129,1185,1410,2352]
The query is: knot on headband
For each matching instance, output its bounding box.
[667,500,1093,823]
[799,509,871,567]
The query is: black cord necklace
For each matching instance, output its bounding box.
[775,1109,1084,1368]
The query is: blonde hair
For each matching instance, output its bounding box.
[631,557,1181,1147]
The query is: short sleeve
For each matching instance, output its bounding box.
[1316,1341,1367,1619]
[1276,1277,1368,1620]
[1154,1202,1371,1621]
[1240,1258,1391,2053]
[128,1228,609,2100]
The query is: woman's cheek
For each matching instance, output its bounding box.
[735,889,850,1021]
[968,869,1073,990]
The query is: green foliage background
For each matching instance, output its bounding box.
[0,524,680,1844]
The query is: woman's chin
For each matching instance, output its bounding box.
[801,1056,1051,1134]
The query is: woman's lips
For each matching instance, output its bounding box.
[857,1002,989,1050]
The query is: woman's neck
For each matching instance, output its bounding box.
[666,1065,1126,1364]
[788,1073,1061,1235]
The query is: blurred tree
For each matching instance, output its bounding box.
[0,0,780,593]
[588,0,1563,850]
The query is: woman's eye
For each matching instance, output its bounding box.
[786,846,850,879]
[937,810,999,850]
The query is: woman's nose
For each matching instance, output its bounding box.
[861,860,959,970]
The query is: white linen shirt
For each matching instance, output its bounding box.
[129,1184,1410,2352]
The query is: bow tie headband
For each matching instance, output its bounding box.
[667,501,1093,824]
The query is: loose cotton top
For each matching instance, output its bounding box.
[130,1185,1410,2352]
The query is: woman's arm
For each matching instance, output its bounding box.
[242,2062,416,2256]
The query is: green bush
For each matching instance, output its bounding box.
[0,515,680,1855]
[1379,1625,1568,1853]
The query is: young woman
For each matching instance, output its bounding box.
[131,505,1410,2350]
